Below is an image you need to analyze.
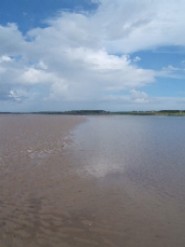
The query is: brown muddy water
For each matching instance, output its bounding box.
[0,115,185,247]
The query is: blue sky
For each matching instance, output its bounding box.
[0,0,98,32]
[0,0,185,111]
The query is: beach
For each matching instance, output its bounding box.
[1,115,185,247]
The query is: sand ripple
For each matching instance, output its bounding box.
[0,199,125,247]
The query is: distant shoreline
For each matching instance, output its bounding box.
[1,110,185,116]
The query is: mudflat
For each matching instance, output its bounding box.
[1,115,185,247]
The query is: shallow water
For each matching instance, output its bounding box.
[68,116,185,246]
[1,115,185,247]
[72,116,185,198]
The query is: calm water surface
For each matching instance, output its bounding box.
[69,116,185,246]
[71,116,185,201]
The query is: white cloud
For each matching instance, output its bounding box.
[95,0,185,53]
[0,23,155,105]
[0,55,13,63]
[20,68,60,85]
[8,89,28,102]
[130,89,149,103]
[0,0,185,110]
[157,65,185,79]
[0,23,26,56]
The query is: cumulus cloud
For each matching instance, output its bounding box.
[130,89,149,103]
[96,0,185,53]
[0,24,26,56]
[0,0,185,110]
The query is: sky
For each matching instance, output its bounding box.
[0,0,185,111]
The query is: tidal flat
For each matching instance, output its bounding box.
[0,115,185,247]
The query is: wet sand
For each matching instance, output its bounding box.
[0,115,185,247]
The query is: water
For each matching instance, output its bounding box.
[71,116,185,201]
[69,116,185,246]
[1,115,185,246]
